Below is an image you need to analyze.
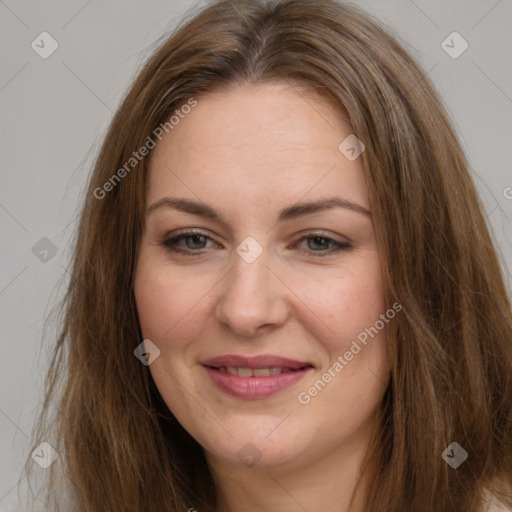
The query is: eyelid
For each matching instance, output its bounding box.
[161,228,219,245]
[166,227,213,238]
[291,229,351,244]
[161,229,348,245]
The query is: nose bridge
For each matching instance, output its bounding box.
[215,241,289,336]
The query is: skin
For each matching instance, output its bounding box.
[134,82,391,512]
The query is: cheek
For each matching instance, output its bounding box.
[134,259,209,346]
[297,265,390,421]
[301,257,386,352]
[314,262,390,396]
[342,273,385,330]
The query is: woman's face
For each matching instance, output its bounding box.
[134,82,391,471]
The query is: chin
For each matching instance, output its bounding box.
[199,420,311,470]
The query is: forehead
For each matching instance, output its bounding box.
[146,82,370,213]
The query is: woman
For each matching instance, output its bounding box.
[25,0,512,510]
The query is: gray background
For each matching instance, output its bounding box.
[1,0,511,509]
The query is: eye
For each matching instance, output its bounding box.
[161,230,219,254]
[293,233,352,256]
[161,230,352,257]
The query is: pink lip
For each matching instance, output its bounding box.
[203,367,313,399]
[200,354,314,399]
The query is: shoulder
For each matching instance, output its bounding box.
[482,503,512,512]
[481,486,512,512]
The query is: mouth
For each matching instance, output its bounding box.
[200,355,315,399]
[205,364,314,377]
[200,354,314,370]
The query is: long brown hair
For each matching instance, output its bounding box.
[25,0,512,510]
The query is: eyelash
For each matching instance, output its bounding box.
[161,230,352,257]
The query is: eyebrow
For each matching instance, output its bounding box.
[145,196,371,223]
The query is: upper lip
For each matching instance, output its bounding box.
[201,354,314,370]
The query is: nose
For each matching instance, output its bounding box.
[214,248,290,338]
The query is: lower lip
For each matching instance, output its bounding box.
[203,366,313,399]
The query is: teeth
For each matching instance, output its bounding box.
[218,366,296,377]
[237,367,253,377]
[253,368,270,377]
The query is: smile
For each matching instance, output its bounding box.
[215,366,312,377]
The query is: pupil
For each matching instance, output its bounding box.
[188,235,206,248]
[309,236,328,250]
